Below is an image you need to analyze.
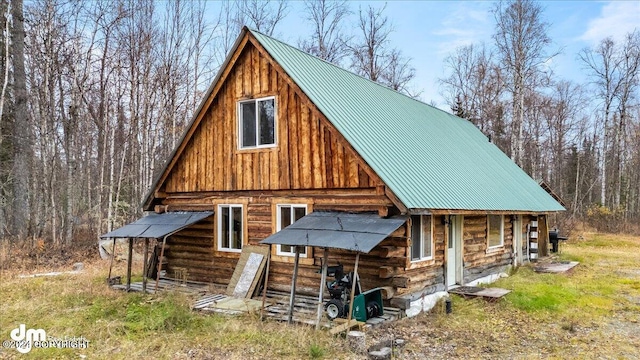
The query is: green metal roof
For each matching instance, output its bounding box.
[250,29,564,212]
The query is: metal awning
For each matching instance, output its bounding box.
[100,211,214,239]
[260,211,407,253]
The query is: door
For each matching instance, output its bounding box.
[447,215,463,288]
[513,215,523,266]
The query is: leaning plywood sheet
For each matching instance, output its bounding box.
[226,245,270,298]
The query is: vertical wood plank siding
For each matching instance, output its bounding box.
[163,44,376,193]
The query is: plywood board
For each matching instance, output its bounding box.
[449,286,511,299]
[226,245,270,298]
[534,261,579,273]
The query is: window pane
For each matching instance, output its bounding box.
[280,206,291,230]
[221,207,230,249]
[232,206,242,249]
[241,102,256,147]
[488,215,502,247]
[281,244,292,253]
[294,207,306,221]
[411,215,421,261]
[422,216,432,258]
[258,99,275,145]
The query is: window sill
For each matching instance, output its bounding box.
[486,246,505,254]
[407,257,436,270]
[237,145,277,153]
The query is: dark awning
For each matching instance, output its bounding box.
[260,211,407,253]
[100,211,214,239]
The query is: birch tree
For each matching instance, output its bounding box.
[11,0,30,238]
[492,0,555,166]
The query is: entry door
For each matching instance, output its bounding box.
[447,215,463,288]
[513,215,523,266]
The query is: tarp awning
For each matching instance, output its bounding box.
[260,211,407,253]
[99,211,214,239]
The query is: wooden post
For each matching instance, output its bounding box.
[260,246,272,321]
[346,252,360,326]
[107,237,116,281]
[126,238,133,291]
[287,246,301,324]
[443,216,449,287]
[142,238,149,293]
[155,235,169,293]
[315,247,329,330]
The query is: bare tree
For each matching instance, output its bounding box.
[299,0,351,65]
[349,4,416,95]
[492,0,556,166]
[579,31,640,208]
[235,0,288,37]
[440,44,507,148]
[11,0,30,238]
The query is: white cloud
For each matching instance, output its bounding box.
[580,1,640,45]
[433,3,493,56]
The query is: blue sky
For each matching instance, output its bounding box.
[212,1,639,110]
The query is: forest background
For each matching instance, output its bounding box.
[1,0,638,249]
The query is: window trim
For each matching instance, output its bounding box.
[275,204,308,257]
[487,214,504,249]
[238,96,277,150]
[217,204,244,253]
[410,215,434,262]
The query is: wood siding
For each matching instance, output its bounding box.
[147,32,541,302]
[462,215,514,283]
[162,42,378,194]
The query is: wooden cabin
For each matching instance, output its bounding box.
[127,27,563,312]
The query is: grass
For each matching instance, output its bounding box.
[1,232,640,359]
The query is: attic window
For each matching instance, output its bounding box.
[239,97,276,149]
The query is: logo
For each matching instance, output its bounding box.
[10,324,46,354]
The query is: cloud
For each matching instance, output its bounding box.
[580,1,640,45]
[433,3,493,56]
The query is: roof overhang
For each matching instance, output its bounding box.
[100,211,214,239]
[260,211,407,253]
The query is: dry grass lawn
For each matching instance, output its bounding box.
[1,232,639,359]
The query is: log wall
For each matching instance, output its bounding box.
[462,215,514,283]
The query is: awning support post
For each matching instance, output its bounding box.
[126,238,133,291]
[142,238,149,293]
[346,252,360,327]
[155,234,169,293]
[260,245,272,321]
[315,247,329,330]
[107,237,116,280]
[287,246,301,324]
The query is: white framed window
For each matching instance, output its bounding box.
[411,215,433,261]
[218,204,243,252]
[238,97,276,149]
[487,215,504,248]
[276,204,307,257]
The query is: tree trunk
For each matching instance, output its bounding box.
[11,0,30,238]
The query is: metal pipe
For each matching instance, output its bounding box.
[346,252,360,327]
[315,247,329,330]
[287,246,301,324]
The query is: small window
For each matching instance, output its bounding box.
[239,97,276,149]
[218,205,243,252]
[487,215,504,248]
[411,215,433,261]
[276,204,307,257]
